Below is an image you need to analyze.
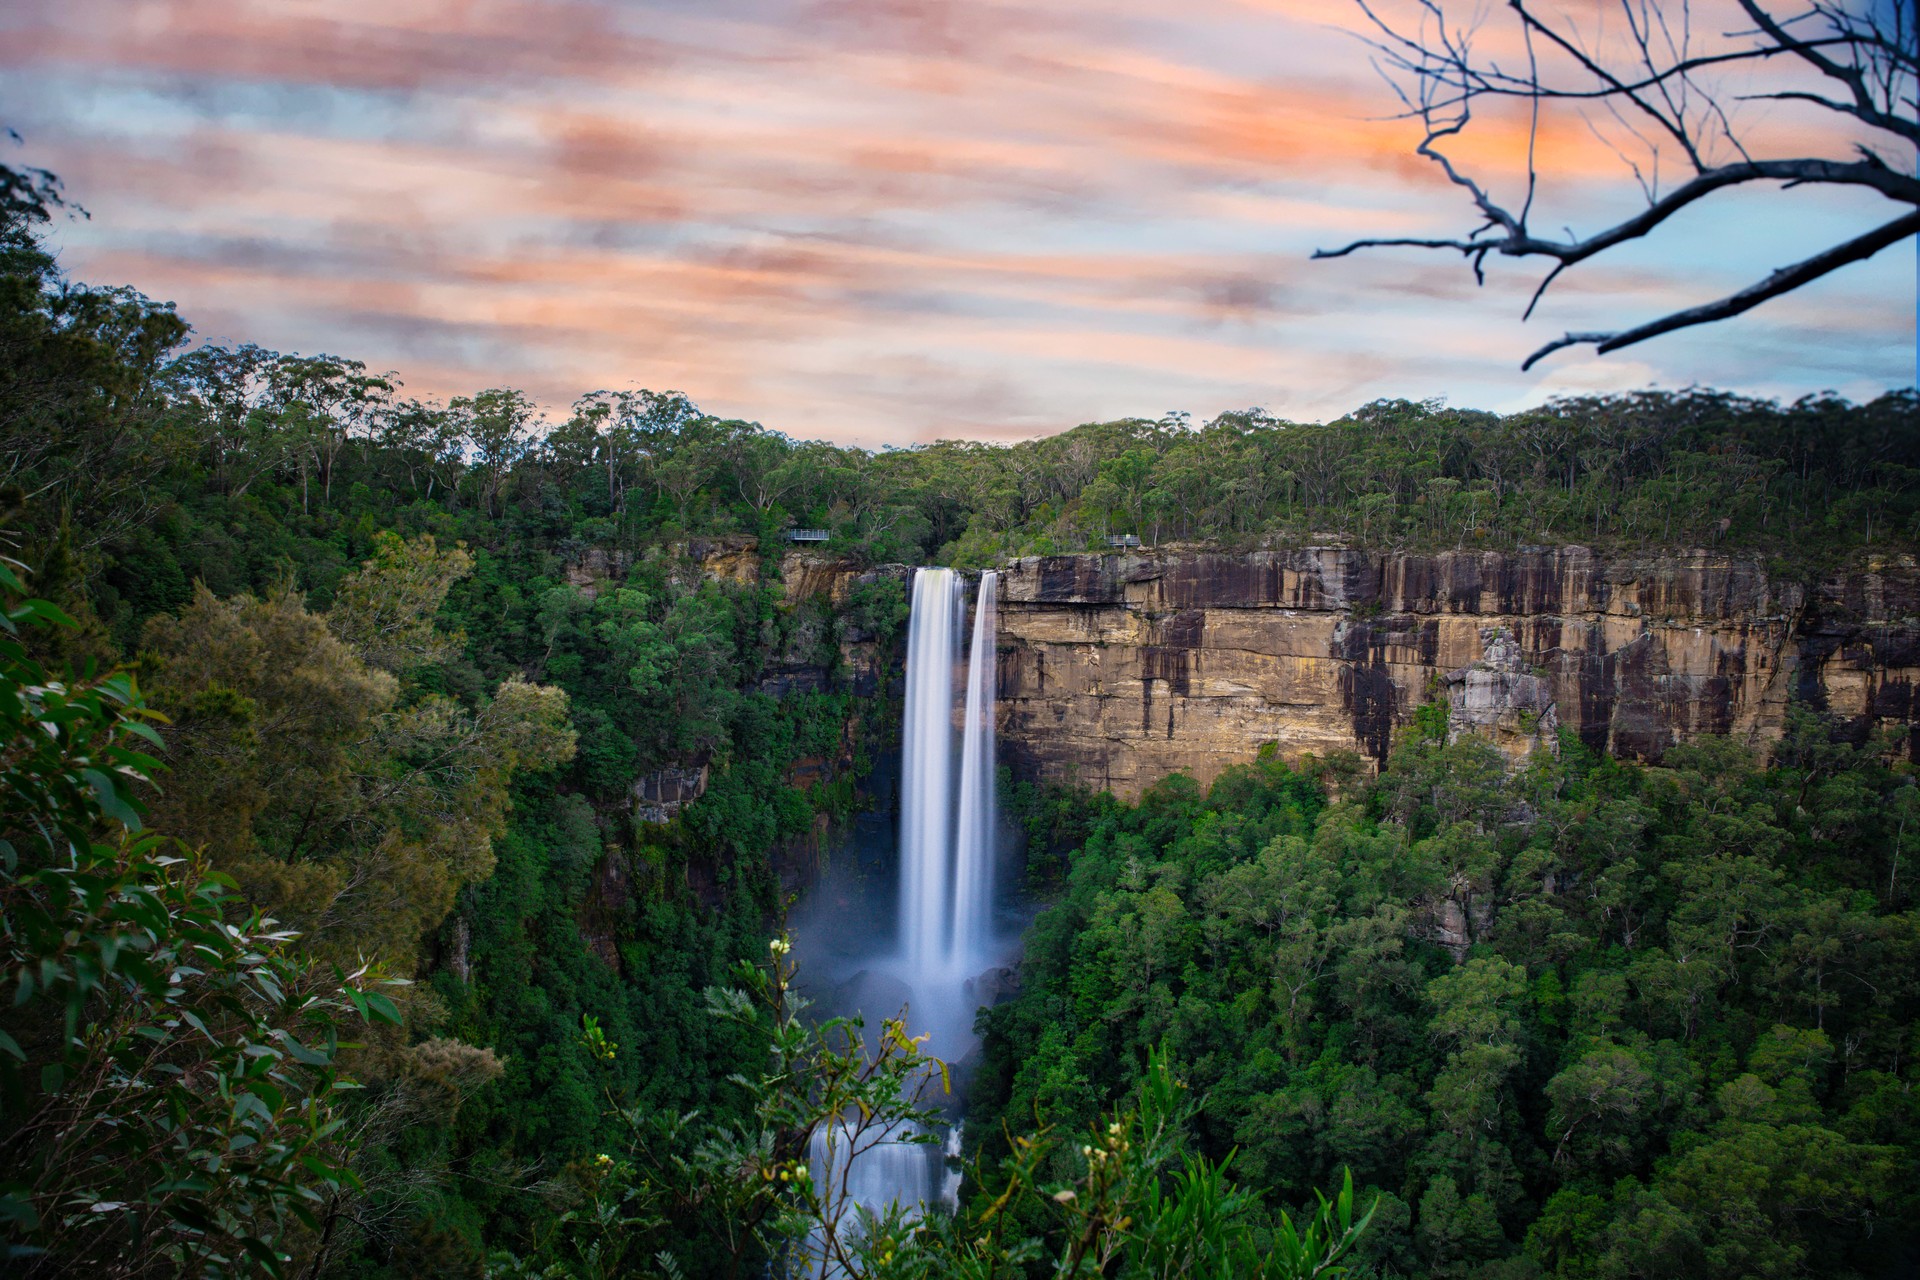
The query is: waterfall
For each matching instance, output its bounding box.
[807,567,999,1255]
[808,1119,941,1230]
[898,568,963,978]
[897,567,998,978]
[951,571,997,965]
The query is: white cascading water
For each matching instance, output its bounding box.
[950,571,998,966]
[899,568,964,979]
[805,567,999,1263]
[808,1118,943,1238]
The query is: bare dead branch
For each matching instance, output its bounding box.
[1321,0,1917,365]
[1315,156,1919,266]
[1521,208,1919,368]
[1736,0,1920,144]
[1523,261,1569,320]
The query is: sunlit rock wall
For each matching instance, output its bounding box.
[997,546,1920,797]
[570,540,1920,803]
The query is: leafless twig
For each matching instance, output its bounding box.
[1318,0,1918,366]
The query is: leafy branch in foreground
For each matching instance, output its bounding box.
[491,934,951,1280]
[493,937,1372,1279]
[863,1045,1373,1280]
[0,560,401,1278]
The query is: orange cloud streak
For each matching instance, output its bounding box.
[8,0,1909,441]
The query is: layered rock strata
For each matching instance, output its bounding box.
[569,540,1920,801]
[997,546,1920,797]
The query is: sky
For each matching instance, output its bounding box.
[3,0,1914,447]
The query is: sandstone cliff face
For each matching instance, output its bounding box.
[777,552,914,696]
[997,547,1920,797]
[566,538,1920,803]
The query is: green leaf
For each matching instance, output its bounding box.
[120,720,165,748]
[82,768,142,830]
[299,1154,345,1182]
[364,991,403,1027]
[20,599,77,629]
[239,1235,287,1278]
[273,1032,333,1067]
[0,1190,40,1231]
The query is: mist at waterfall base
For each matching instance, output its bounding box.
[788,568,1022,1231]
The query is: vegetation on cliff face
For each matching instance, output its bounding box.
[1,160,1916,1277]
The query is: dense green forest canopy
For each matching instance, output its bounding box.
[983,718,1920,1278]
[1,159,1916,1279]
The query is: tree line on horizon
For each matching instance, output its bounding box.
[5,154,1917,640]
[64,350,1920,591]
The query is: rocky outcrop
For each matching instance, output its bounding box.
[563,535,761,598]
[563,546,631,599]
[779,552,914,697]
[998,546,1920,797]
[1445,627,1559,760]
[683,535,762,587]
[632,764,710,825]
[780,551,871,606]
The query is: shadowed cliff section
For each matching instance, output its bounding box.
[996,546,1920,796]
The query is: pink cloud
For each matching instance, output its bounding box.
[3,0,671,91]
[5,0,1908,443]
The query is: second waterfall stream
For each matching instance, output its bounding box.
[808,566,1002,1247]
[902,567,999,977]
